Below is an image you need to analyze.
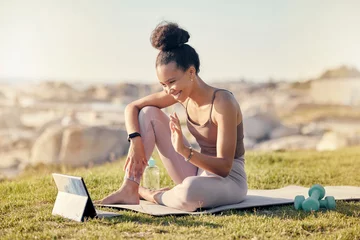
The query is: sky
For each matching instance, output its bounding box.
[1,0,360,83]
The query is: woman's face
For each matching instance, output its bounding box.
[157,62,194,102]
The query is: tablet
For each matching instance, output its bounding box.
[52,173,120,222]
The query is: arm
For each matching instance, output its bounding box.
[125,90,177,135]
[123,90,177,174]
[174,91,240,177]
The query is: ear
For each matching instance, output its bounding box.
[187,66,196,78]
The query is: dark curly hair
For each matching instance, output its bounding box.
[150,22,200,74]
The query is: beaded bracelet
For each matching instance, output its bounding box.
[185,146,193,162]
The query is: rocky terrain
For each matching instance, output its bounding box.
[1,66,359,179]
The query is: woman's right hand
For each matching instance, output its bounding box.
[123,138,147,180]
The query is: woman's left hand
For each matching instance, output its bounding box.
[169,112,186,154]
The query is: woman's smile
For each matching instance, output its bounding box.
[171,90,182,100]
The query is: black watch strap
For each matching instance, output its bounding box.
[127,132,141,142]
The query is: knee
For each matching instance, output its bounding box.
[140,106,161,114]
[175,177,204,212]
[138,106,161,123]
[180,203,198,212]
[139,106,161,119]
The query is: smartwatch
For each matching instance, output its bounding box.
[127,132,141,142]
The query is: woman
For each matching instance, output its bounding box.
[97,22,247,211]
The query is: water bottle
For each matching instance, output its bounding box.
[142,158,160,190]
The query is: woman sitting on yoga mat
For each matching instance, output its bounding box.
[97,22,247,211]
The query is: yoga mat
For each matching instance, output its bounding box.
[97,185,360,216]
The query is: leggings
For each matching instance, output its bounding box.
[126,106,248,212]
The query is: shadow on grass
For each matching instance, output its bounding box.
[48,200,359,230]
[91,209,221,228]
[92,200,360,224]
[219,200,360,220]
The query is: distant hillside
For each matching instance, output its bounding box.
[290,65,360,89]
[318,65,360,79]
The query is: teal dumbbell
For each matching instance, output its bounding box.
[294,195,306,210]
[294,184,325,211]
[302,184,326,211]
[294,195,336,211]
[319,196,336,210]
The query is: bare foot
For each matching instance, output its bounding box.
[138,186,170,203]
[95,179,140,205]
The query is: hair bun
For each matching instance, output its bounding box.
[150,22,190,51]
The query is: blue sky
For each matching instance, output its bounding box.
[1,0,360,83]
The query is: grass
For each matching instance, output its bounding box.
[1,147,360,239]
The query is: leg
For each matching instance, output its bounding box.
[153,160,248,211]
[97,106,197,204]
[136,106,198,184]
[156,175,247,211]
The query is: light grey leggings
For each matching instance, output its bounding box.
[127,106,248,212]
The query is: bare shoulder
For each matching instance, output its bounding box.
[213,90,239,112]
[212,90,242,124]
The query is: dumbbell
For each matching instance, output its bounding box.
[294,184,326,211]
[295,195,336,211]
[319,196,336,210]
[294,195,306,210]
